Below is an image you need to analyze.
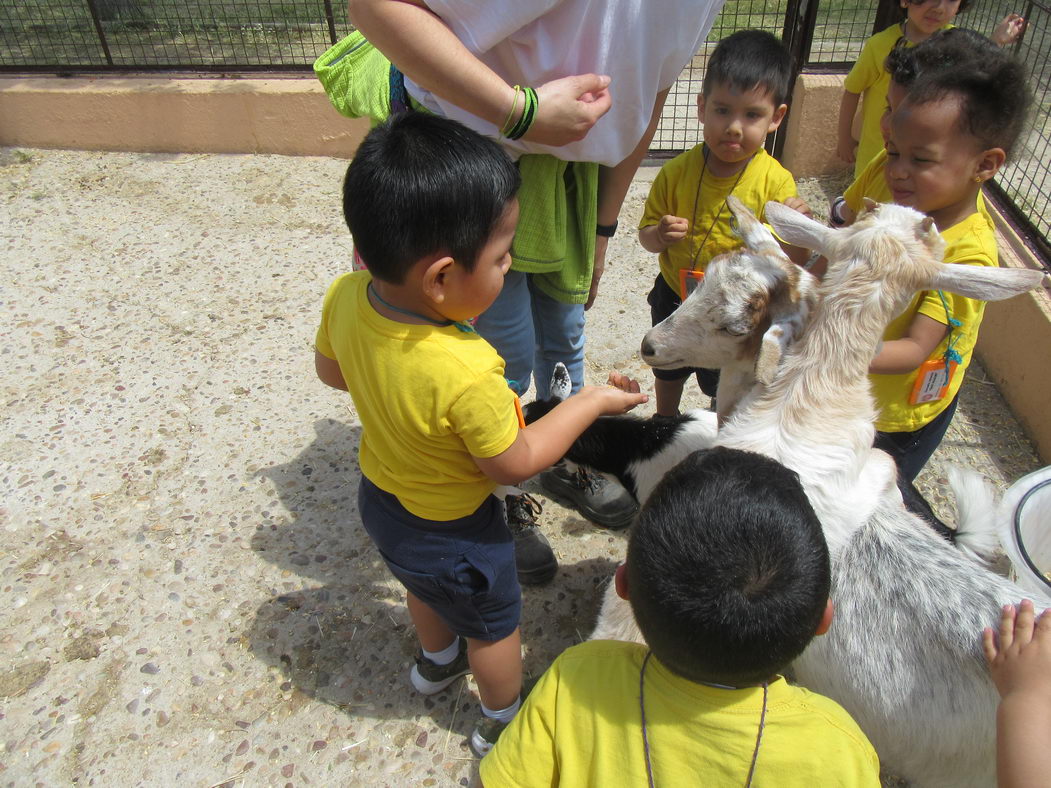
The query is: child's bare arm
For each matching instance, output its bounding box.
[868,314,948,374]
[992,13,1026,46]
[315,349,348,391]
[837,91,860,164]
[473,385,648,485]
[639,215,689,253]
[982,600,1051,788]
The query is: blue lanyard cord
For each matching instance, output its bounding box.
[935,290,963,367]
[367,283,476,333]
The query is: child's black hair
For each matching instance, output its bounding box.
[701,29,793,107]
[902,50,1032,156]
[626,447,830,686]
[342,112,521,284]
[885,27,1001,89]
[898,0,972,19]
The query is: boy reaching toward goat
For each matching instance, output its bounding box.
[313,113,646,757]
[481,447,880,787]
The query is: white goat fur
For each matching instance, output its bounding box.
[594,197,1048,787]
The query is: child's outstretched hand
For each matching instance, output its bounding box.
[606,370,642,394]
[783,196,813,219]
[656,214,689,247]
[983,599,1051,699]
[992,13,1026,46]
[576,378,648,415]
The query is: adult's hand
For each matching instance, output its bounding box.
[529,74,613,147]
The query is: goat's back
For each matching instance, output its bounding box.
[793,500,1051,788]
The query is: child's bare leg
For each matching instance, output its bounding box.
[654,377,686,417]
[406,591,456,652]
[468,628,522,710]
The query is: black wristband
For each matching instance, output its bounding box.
[829,196,848,227]
[596,221,618,238]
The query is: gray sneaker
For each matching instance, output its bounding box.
[469,713,509,758]
[409,636,470,695]
[539,463,637,530]
[505,493,557,585]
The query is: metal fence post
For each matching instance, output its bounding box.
[83,0,115,66]
[773,0,819,159]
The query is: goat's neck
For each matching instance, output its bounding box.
[723,272,892,459]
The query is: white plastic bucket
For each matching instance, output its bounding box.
[997,466,1051,597]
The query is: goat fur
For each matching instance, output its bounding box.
[593,198,1048,787]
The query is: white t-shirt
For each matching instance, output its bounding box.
[409,0,724,166]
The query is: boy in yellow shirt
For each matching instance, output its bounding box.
[314,113,647,756]
[481,447,880,786]
[831,34,1032,482]
[638,30,811,416]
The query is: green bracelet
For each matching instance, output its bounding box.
[506,87,538,141]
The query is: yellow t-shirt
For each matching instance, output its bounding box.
[869,208,998,432]
[843,23,952,180]
[844,149,893,209]
[314,272,519,520]
[481,640,881,788]
[845,149,992,223]
[639,145,798,293]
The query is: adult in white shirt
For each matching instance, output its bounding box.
[347,0,726,573]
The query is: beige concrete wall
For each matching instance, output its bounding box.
[782,72,851,179]
[0,76,369,158]
[975,215,1051,464]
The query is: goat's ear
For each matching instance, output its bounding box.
[764,201,834,256]
[929,265,1045,302]
[727,195,785,258]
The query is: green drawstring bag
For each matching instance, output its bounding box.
[313,30,397,122]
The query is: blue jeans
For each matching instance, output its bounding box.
[474,270,585,399]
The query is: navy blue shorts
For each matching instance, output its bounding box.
[357,476,521,641]
[647,274,720,396]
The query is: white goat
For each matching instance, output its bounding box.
[525,242,821,504]
[632,197,1046,787]
[590,198,1001,642]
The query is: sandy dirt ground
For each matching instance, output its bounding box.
[0,147,1042,787]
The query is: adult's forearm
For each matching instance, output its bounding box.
[596,88,669,225]
[347,0,513,128]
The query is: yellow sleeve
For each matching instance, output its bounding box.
[843,28,890,94]
[639,158,674,230]
[915,222,996,326]
[314,273,354,359]
[447,365,520,460]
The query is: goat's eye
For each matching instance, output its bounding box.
[720,325,749,337]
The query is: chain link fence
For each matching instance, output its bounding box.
[1,0,1048,263]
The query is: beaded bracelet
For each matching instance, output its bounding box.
[500,85,522,137]
[505,87,538,141]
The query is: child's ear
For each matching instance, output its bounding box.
[421,255,456,304]
[815,599,834,636]
[696,93,706,118]
[614,563,629,600]
[975,147,1007,184]
[768,103,788,132]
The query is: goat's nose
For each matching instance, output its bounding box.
[640,339,654,358]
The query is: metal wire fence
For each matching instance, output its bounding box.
[1,0,1049,260]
